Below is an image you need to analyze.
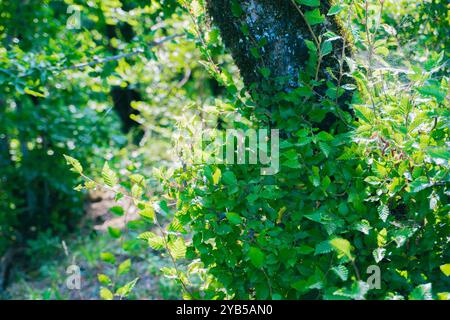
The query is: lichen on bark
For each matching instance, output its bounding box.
[206,0,350,93]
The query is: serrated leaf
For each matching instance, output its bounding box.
[373,248,386,263]
[168,218,184,232]
[100,252,116,264]
[409,176,432,193]
[138,206,155,220]
[63,155,83,174]
[115,278,139,299]
[138,232,165,250]
[102,162,118,187]
[319,141,331,158]
[168,237,186,260]
[330,238,353,260]
[315,240,333,255]
[353,220,371,235]
[226,212,242,225]
[97,274,112,286]
[377,204,389,222]
[129,174,145,186]
[131,184,143,199]
[248,247,265,268]
[304,9,325,26]
[117,259,131,275]
[100,287,114,300]
[328,4,344,16]
[332,265,349,281]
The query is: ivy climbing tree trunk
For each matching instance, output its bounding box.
[179,0,362,299]
[206,0,353,129]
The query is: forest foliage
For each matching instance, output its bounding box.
[0,0,449,300]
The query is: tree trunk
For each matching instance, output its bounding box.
[206,0,348,94]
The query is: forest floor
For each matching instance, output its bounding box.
[3,191,180,300]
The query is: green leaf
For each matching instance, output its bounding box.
[320,40,333,56]
[100,252,116,264]
[409,176,432,193]
[327,5,344,16]
[319,142,331,158]
[231,0,244,17]
[418,80,446,103]
[276,206,287,224]
[63,155,83,174]
[107,226,121,239]
[129,174,145,186]
[377,228,388,247]
[259,67,271,79]
[248,247,265,268]
[24,87,46,98]
[427,147,450,162]
[115,278,139,299]
[330,238,353,260]
[117,259,131,275]
[298,245,314,255]
[332,265,349,281]
[109,206,124,216]
[440,264,450,277]
[138,232,165,250]
[102,162,118,187]
[409,283,433,300]
[304,39,317,52]
[373,248,386,263]
[212,167,221,185]
[97,274,112,286]
[131,184,143,199]
[353,220,372,235]
[315,241,332,255]
[222,171,237,185]
[296,0,320,7]
[304,9,325,26]
[377,204,389,222]
[168,237,186,260]
[316,132,333,142]
[291,279,308,293]
[250,47,260,59]
[138,206,155,220]
[100,287,114,300]
[226,212,242,225]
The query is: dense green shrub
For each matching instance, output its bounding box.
[62,0,448,300]
[156,0,448,299]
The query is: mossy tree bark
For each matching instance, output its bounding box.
[206,0,351,99]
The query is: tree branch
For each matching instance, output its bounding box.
[64,34,183,71]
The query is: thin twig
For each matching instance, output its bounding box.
[63,34,183,71]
